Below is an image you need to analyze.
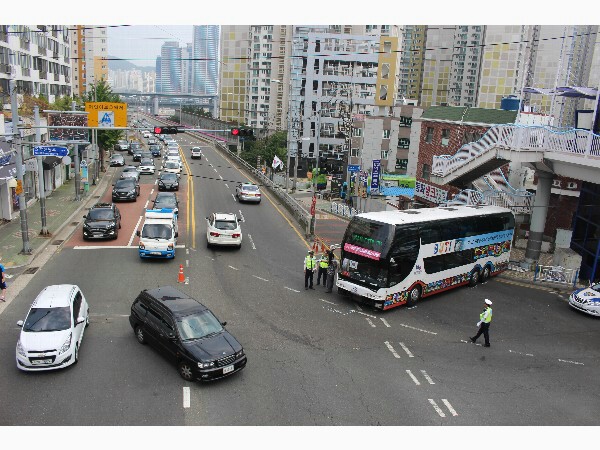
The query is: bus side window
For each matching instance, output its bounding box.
[420,224,441,244]
[389,226,419,284]
[439,220,459,242]
[424,254,445,274]
[502,213,515,231]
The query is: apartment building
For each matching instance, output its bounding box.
[218,26,251,124]
[70,25,108,97]
[192,25,218,96]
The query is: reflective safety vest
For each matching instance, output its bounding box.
[305,256,316,270]
[319,259,329,269]
[480,307,492,323]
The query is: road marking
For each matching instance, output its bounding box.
[144,200,149,209]
[247,234,256,249]
[128,215,143,246]
[509,349,534,357]
[399,342,414,358]
[442,399,458,416]
[219,175,223,180]
[150,188,154,195]
[384,341,401,359]
[232,194,237,202]
[380,318,391,328]
[74,245,186,250]
[320,298,337,305]
[225,183,229,188]
[285,287,300,292]
[252,275,269,282]
[406,370,421,385]
[421,370,435,384]
[186,248,189,255]
[399,323,437,335]
[183,387,190,408]
[428,399,446,417]
[213,168,218,173]
[365,318,376,328]
[186,260,189,267]
[228,265,239,271]
[238,210,245,223]
[356,311,377,319]
[558,359,584,365]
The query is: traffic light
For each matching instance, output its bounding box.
[230,128,254,137]
[231,128,240,136]
[153,126,179,134]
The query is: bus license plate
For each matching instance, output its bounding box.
[223,365,234,374]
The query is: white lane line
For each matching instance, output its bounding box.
[356,311,377,319]
[285,287,300,293]
[247,234,256,250]
[320,298,337,305]
[428,399,446,418]
[384,341,401,359]
[228,265,239,271]
[186,248,189,255]
[154,180,158,185]
[238,210,245,222]
[128,215,143,246]
[399,323,437,335]
[150,188,154,195]
[74,244,186,250]
[421,370,435,385]
[365,318,376,328]
[252,275,269,282]
[213,168,218,173]
[558,359,585,365]
[209,163,213,167]
[219,175,223,180]
[380,318,391,328]
[509,349,534,357]
[183,387,190,409]
[144,200,149,209]
[225,183,229,188]
[232,193,237,202]
[186,260,189,268]
[399,342,414,358]
[442,399,458,416]
[406,370,421,385]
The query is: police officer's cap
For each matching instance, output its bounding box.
[484,299,493,305]
[308,250,314,254]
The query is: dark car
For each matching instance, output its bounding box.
[112,178,140,202]
[148,144,162,157]
[157,172,179,191]
[82,203,121,240]
[153,192,178,214]
[129,286,247,381]
[132,148,143,162]
[129,141,142,156]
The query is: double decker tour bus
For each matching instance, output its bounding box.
[337,205,515,311]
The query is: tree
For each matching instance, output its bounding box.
[83,80,124,171]
[240,131,287,171]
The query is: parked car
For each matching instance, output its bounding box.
[109,154,125,167]
[157,172,179,191]
[16,284,90,371]
[138,157,156,175]
[235,183,262,203]
[206,212,242,248]
[128,286,247,381]
[153,192,179,214]
[120,166,141,183]
[569,282,600,316]
[82,202,121,240]
[191,146,204,159]
[112,178,140,202]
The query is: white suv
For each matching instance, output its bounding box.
[191,146,204,159]
[16,285,90,371]
[206,212,242,249]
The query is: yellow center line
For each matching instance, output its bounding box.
[180,144,196,249]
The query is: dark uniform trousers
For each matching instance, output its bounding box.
[316,266,327,285]
[305,269,314,288]
[472,322,490,346]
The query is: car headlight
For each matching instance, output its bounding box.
[197,361,215,369]
[83,223,91,230]
[16,339,26,357]
[139,242,145,250]
[235,350,245,358]
[58,333,72,355]
[128,190,136,195]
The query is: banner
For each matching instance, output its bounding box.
[48,112,89,142]
[371,160,381,193]
[415,181,448,204]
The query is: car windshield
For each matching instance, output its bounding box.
[177,310,223,341]
[123,167,136,172]
[88,209,114,220]
[161,173,177,182]
[141,159,153,165]
[591,283,600,291]
[155,196,177,208]
[23,307,71,332]
[242,185,259,192]
[215,220,237,230]
[141,224,172,239]
[165,162,179,169]
[115,180,135,189]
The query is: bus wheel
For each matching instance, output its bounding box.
[407,285,421,306]
[469,270,480,286]
[481,265,491,282]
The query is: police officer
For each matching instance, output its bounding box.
[470,299,493,347]
[304,250,317,290]
[316,252,329,286]
[325,250,338,293]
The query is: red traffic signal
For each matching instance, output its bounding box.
[231,128,240,136]
[231,128,253,137]
[154,126,179,134]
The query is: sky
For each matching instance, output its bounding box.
[107,25,193,68]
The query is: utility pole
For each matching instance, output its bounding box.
[72,101,81,201]
[10,78,31,254]
[34,106,49,235]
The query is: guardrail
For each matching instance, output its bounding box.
[534,264,579,288]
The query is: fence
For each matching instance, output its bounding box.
[330,202,362,218]
[534,264,579,288]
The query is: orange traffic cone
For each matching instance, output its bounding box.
[178,264,185,283]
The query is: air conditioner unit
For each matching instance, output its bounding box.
[567,182,578,189]
[552,180,561,188]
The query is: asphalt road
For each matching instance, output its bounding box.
[1,117,599,426]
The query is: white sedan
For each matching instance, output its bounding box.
[163,160,182,177]
[16,284,90,371]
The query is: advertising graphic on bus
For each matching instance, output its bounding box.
[337,205,515,310]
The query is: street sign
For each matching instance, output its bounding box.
[33,146,68,157]
[85,102,127,127]
[347,164,360,172]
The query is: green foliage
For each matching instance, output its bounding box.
[51,95,75,111]
[182,105,213,118]
[83,80,123,151]
[240,131,287,170]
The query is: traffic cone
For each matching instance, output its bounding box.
[178,264,185,283]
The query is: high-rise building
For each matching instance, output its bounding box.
[157,41,182,95]
[182,42,193,94]
[397,25,426,103]
[155,56,162,93]
[70,25,108,97]
[192,25,218,96]
[219,26,250,124]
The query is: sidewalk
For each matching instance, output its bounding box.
[0,170,113,271]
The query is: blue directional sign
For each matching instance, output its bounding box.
[33,146,68,157]
[347,164,360,172]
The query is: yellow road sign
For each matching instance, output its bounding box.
[15,180,23,195]
[85,102,127,128]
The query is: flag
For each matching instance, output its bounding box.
[272,155,284,170]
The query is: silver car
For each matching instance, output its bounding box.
[120,166,141,183]
[235,183,262,203]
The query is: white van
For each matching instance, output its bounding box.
[136,209,178,259]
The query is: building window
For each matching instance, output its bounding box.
[425,127,434,143]
[381,150,389,159]
[382,129,390,139]
[422,164,431,180]
[352,127,362,137]
[441,129,450,146]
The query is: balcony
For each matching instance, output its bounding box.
[0,63,10,74]
[22,68,30,77]
[38,45,47,56]
[39,71,47,80]
[20,39,30,50]
[54,73,59,81]
[52,52,59,60]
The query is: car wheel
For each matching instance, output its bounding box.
[469,269,480,286]
[178,361,194,381]
[135,326,146,345]
[481,265,491,282]
[236,243,242,249]
[118,221,122,229]
[85,310,90,328]
[407,285,421,306]
[74,344,79,364]
[206,239,211,249]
